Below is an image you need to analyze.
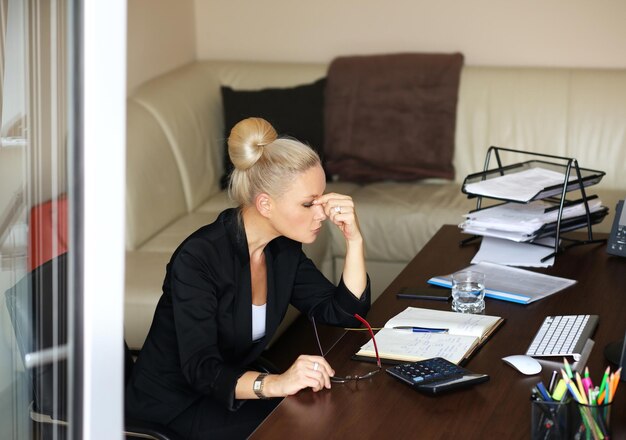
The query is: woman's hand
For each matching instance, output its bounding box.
[312,193,362,243]
[314,192,367,296]
[265,355,334,397]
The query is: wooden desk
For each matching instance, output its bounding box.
[253,226,626,439]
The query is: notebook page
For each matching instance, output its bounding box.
[357,328,478,364]
[383,307,501,338]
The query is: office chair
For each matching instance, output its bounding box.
[4,253,181,440]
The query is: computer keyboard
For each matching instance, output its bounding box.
[526,314,599,360]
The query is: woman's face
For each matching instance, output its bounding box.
[270,164,327,244]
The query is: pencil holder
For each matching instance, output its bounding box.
[531,400,574,440]
[572,402,612,440]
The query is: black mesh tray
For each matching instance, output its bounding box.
[532,206,609,240]
[462,160,605,203]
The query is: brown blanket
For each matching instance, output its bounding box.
[323,52,464,182]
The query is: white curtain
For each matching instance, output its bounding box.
[0,0,8,124]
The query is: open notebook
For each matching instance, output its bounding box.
[355,307,503,365]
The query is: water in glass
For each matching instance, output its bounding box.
[451,271,485,313]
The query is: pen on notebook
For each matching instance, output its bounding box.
[392,326,449,333]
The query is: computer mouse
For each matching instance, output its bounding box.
[502,355,542,375]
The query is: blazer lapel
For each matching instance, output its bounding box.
[263,247,280,341]
[233,260,253,354]
[240,244,282,367]
[263,239,298,342]
[223,210,298,366]
[224,209,254,357]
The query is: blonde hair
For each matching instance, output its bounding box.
[227,117,321,206]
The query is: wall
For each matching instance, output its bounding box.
[194,0,626,68]
[126,0,196,93]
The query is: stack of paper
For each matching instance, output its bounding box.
[471,236,557,268]
[463,167,574,202]
[460,198,605,242]
[428,261,577,304]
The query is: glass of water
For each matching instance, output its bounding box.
[451,271,485,313]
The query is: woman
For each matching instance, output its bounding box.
[125,117,371,439]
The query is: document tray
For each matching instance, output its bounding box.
[462,160,605,203]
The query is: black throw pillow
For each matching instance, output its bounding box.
[220,78,326,188]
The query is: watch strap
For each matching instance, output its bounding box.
[253,373,269,399]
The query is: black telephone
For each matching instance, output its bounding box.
[607,199,626,257]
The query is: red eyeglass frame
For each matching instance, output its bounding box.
[311,313,382,383]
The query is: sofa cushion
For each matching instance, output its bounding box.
[324,53,464,183]
[220,78,327,188]
[124,251,172,349]
[138,213,220,253]
[195,190,237,214]
[453,67,572,182]
[131,65,226,212]
[566,69,626,191]
[126,101,188,250]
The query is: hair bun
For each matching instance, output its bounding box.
[228,117,277,170]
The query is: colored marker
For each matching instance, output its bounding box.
[602,372,614,404]
[582,366,593,394]
[566,379,584,403]
[609,367,622,404]
[597,366,610,405]
[563,357,574,379]
[561,369,585,403]
[551,379,568,401]
[575,372,588,404]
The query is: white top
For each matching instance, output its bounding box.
[251,303,267,341]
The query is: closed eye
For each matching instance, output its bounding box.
[302,202,314,208]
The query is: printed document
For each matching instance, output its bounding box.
[463,168,572,202]
[428,262,576,304]
[471,236,557,267]
[462,199,604,234]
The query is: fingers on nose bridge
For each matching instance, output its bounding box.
[315,204,326,219]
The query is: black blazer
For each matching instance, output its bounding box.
[126,208,371,425]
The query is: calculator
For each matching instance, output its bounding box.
[386,357,489,395]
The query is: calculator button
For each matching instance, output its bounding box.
[387,357,466,385]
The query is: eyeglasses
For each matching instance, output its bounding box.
[311,313,381,383]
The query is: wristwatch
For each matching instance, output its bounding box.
[253,373,269,399]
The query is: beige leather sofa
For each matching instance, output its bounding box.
[124,60,626,350]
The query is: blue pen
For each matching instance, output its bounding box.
[392,326,449,333]
[536,381,553,401]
